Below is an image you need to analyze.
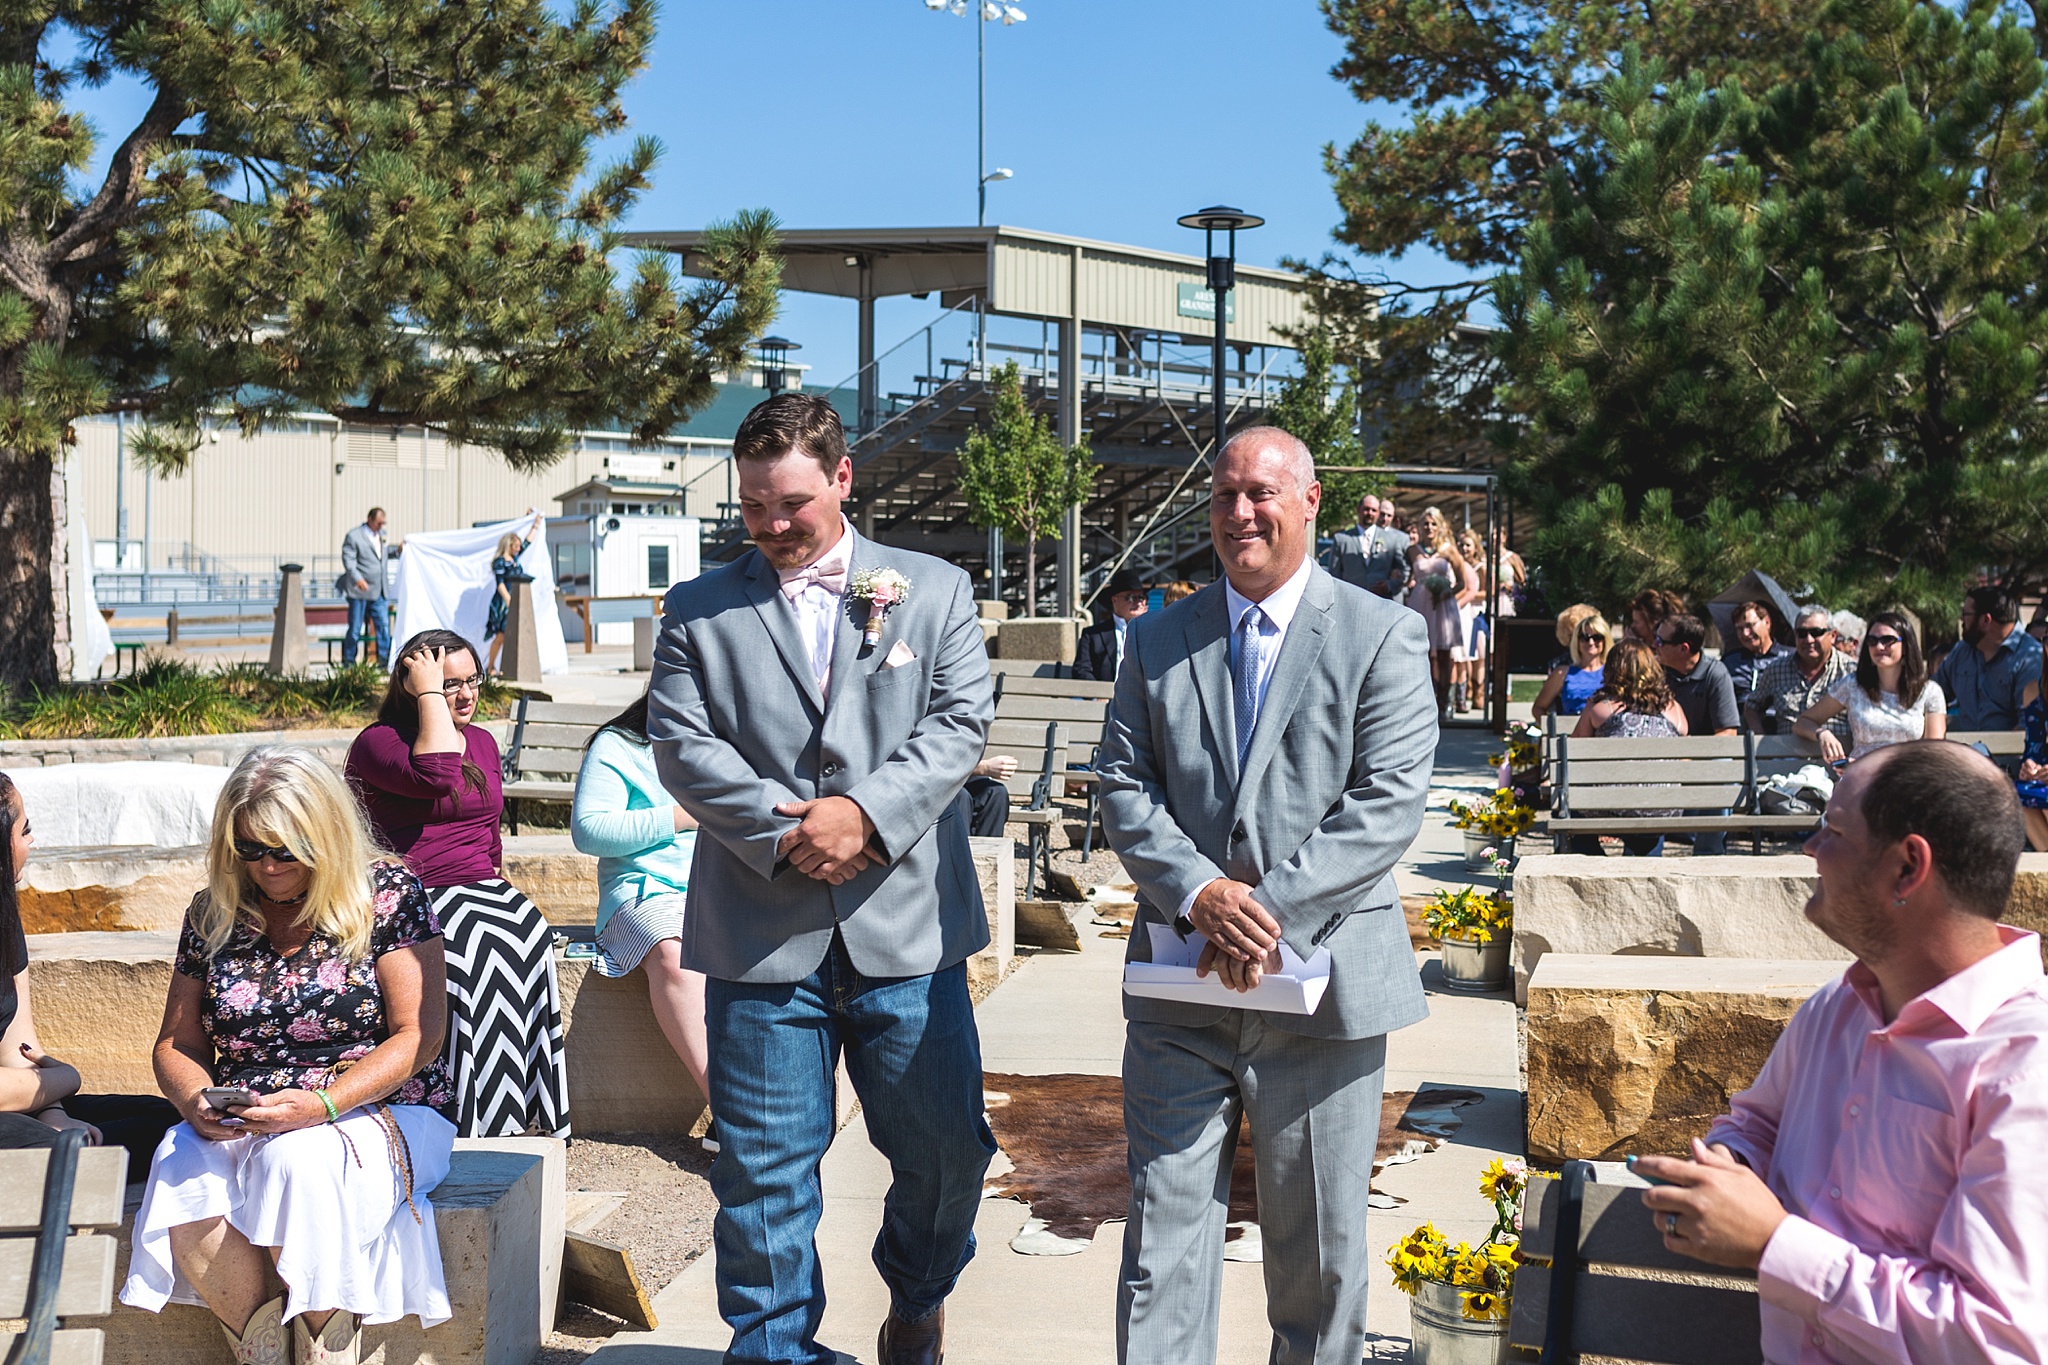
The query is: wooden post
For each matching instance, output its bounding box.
[266,563,308,675]
[502,579,543,683]
[164,606,178,647]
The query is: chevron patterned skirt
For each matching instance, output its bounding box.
[430,879,570,1139]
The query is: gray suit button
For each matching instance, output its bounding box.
[821,762,841,777]
[1230,825,1246,844]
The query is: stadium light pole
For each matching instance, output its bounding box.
[1176,206,1264,453]
[926,0,1025,224]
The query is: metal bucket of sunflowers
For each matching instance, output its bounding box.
[1387,1159,1528,1363]
[1448,789,1534,870]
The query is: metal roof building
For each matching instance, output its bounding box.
[625,225,1315,611]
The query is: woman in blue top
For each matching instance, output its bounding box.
[1531,609,1610,719]
[570,688,710,1142]
[483,511,544,677]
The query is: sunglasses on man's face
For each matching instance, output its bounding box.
[1794,627,1833,639]
[233,839,299,864]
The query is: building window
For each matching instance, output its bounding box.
[646,542,672,591]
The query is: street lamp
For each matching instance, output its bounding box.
[756,336,800,395]
[926,0,1026,225]
[1176,205,1264,453]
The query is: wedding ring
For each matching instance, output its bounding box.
[1665,1213,1679,1235]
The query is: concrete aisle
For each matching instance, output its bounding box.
[593,729,1521,1365]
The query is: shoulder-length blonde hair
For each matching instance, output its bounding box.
[1569,612,1611,669]
[496,532,524,560]
[195,747,392,961]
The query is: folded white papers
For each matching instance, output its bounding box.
[1122,924,1332,1015]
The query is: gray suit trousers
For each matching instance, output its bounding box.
[1118,1015,1387,1365]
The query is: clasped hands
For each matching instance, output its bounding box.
[774,796,880,884]
[1189,879,1285,993]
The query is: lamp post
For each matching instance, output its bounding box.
[926,0,1026,225]
[757,336,799,395]
[1176,205,1263,454]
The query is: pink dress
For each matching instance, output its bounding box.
[1407,553,1468,652]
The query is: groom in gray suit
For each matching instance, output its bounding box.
[1098,426,1437,1365]
[648,393,997,1365]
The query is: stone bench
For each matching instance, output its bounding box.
[1525,954,1848,1163]
[1512,852,2048,1003]
[102,1146,547,1365]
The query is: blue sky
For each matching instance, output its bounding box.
[62,1,1466,383]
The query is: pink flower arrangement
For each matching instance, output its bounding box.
[849,568,914,647]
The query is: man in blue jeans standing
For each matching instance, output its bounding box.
[337,506,390,666]
[648,394,996,1365]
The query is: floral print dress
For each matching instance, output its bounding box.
[174,860,455,1114]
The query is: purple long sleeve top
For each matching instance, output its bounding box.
[345,722,504,888]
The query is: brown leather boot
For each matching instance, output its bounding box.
[877,1304,945,1365]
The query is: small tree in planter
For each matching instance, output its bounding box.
[957,360,1097,617]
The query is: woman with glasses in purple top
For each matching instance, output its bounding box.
[345,629,568,1139]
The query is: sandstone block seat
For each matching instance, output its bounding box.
[102,1147,547,1365]
[1525,954,1847,1164]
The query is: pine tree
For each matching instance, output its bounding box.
[956,361,1096,618]
[1496,0,2048,620]
[0,0,780,691]
[1267,328,1384,535]
[1308,0,1821,464]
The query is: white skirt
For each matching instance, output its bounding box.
[120,1105,456,1327]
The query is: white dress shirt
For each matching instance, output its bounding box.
[779,517,855,696]
[1176,555,1316,925]
[1113,615,1130,673]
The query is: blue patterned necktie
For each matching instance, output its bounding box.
[1234,605,1266,769]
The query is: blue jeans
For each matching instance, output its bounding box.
[705,933,996,1365]
[344,595,390,666]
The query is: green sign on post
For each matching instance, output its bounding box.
[1176,282,1235,323]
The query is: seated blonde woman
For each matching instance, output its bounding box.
[121,748,456,1365]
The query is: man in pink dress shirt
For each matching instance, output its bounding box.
[1635,740,2048,1363]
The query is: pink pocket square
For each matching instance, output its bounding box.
[884,639,917,669]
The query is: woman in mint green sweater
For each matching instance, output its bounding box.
[570,690,710,1141]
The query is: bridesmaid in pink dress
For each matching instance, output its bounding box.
[1405,507,1475,717]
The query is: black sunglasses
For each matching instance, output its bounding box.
[1794,627,1833,639]
[1577,630,1606,642]
[232,839,299,864]
[1866,633,1904,648]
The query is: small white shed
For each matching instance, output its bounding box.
[549,475,701,646]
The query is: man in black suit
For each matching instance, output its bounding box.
[1075,568,1150,681]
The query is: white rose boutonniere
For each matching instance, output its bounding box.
[849,567,913,647]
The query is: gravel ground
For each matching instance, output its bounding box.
[538,1132,719,1363]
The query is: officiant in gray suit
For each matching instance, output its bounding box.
[1098,426,1438,1365]
[647,393,997,1365]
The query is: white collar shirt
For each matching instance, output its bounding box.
[1224,555,1314,722]
[779,517,855,696]
[1113,614,1130,671]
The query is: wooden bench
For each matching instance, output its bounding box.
[1550,734,1826,852]
[3,1133,127,1365]
[1512,1159,1761,1364]
[981,720,1067,898]
[501,699,614,833]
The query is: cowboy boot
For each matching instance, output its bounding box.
[291,1310,361,1365]
[220,1296,289,1365]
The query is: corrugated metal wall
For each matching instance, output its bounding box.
[989,239,1305,344]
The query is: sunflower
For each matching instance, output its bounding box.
[1460,1289,1508,1321]
[1480,1157,1528,1202]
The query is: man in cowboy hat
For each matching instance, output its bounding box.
[1075,567,1152,681]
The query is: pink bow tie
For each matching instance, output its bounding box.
[779,561,847,600]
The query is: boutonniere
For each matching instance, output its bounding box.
[849,568,913,647]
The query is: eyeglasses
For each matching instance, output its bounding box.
[1866,633,1904,650]
[440,674,486,696]
[1653,634,1680,648]
[1794,627,1833,639]
[232,839,299,864]
[1577,631,1606,643]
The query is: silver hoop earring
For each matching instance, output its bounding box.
[1893,896,1907,907]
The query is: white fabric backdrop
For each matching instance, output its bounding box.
[392,512,568,674]
[3,761,227,846]
[65,452,114,682]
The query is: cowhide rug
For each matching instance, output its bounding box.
[981,1072,1484,1257]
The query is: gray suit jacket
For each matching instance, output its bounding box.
[1097,567,1436,1040]
[1327,524,1411,597]
[339,524,387,600]
[647,533,994,984]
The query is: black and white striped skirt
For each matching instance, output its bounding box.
[430,878,570,1139]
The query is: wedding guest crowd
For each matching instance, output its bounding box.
[1794,612,1947,763]
[1745,606,1853,741]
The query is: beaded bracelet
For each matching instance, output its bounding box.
[315,1089,340,1124]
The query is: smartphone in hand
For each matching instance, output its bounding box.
[201,1086,261,1113]
[1625,1154,1676,1186]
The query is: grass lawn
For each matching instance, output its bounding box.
[1,659,515,740]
